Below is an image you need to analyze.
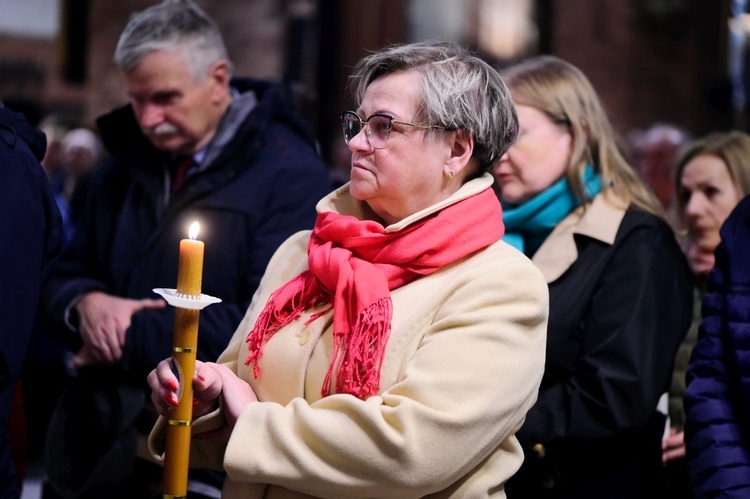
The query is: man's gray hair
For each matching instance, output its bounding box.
[348,41,519,174]
[114,0,233,82]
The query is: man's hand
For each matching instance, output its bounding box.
[73,291,166,368]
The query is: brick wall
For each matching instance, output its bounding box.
[551,0,732,136]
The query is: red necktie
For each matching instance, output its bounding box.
[171,155,193,192]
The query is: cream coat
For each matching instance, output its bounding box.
[150,175,549,498]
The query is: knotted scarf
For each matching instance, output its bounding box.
[245,187,504,399]
[502,164,602,255]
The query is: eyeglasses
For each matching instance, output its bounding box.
[341,111,446,150]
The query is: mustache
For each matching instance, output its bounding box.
[146,123,179,137]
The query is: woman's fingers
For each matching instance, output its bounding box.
[210,363,257,427]
[147,358,182,416]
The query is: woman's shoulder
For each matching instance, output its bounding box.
[615,207,662,232]
[602,208,688,278]
[617,206,679,245]
[584,191,671,232]
[466,239,548,290]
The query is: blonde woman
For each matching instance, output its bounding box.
[494,55,694,498]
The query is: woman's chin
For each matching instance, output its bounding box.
[687,247,715,276]
[349,179,374,201]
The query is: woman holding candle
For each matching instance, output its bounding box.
[147,41,549,497]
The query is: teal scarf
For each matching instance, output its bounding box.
[502,165,602,256]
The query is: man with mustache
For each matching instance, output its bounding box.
[39,1,332,496]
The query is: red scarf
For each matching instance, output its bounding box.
[245,187,504,399]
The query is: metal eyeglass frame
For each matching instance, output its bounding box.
[341,110,446,149]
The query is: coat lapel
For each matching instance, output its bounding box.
[532,192,626,283]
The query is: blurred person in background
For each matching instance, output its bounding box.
[495,55,693,498]
[38,115,69,182]
[627,121,692,219]
[38,116,73,240]
[20,127,105,480]
[673,130,750,276]
[0,100,62,498]
[50,127,104,244]
[666,130,750,497]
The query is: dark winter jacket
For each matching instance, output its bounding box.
[0,104,62,498]
[41,78,333,378]
[685,194,750,498]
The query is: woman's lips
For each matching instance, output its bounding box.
[351,161,369,172]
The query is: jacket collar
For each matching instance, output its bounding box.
[532,191,626,282]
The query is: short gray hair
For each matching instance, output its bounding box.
[114,0,232,82]
[348,41,519,174]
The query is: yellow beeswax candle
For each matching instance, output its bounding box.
[163,220,204,497]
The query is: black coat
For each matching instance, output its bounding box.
[0,105,62,498]
[506,194,693,498]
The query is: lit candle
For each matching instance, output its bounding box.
[176,221,204,297]
[163,221,204,497]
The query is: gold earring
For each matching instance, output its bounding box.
[446,170,454,179]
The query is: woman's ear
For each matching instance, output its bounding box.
[444,131,474,178]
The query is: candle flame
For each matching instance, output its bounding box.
[189,221,200,240]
